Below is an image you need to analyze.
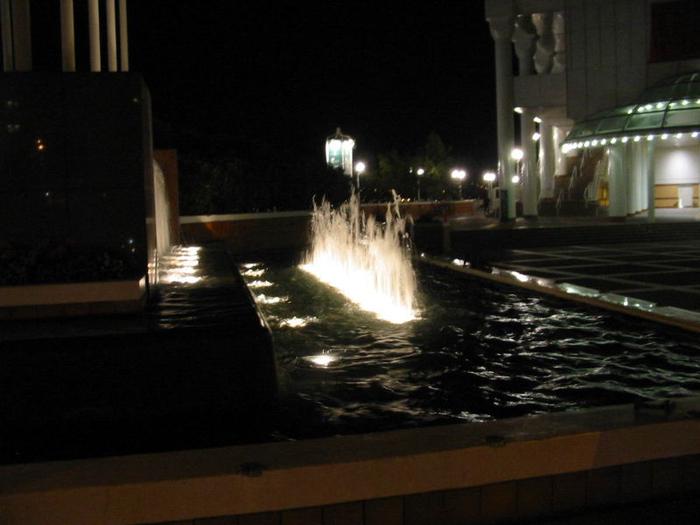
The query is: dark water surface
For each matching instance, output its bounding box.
[243,261,700,439]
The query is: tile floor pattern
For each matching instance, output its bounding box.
[493,240,700,313]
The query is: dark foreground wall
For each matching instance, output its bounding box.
[0,73,154,286]
[0,245,277,463]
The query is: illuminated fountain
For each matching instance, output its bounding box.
[159,246,203,285]
[300,192,418,324]
[154,160,172,255]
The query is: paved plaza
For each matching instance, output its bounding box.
[492,240,700,314]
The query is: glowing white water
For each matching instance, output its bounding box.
[300,193,418,324]
[154,160,172,255]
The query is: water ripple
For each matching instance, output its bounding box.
[244,262,700,437]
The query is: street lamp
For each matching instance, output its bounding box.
[354,161,366,191]
[482,170,497,215]
[450,168,467,199]
[416,167,425,200]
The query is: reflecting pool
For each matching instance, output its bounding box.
[243,261,700,438]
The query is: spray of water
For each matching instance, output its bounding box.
[300,192,418,323]
[153,160,172,255]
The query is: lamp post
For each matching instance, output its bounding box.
[354,161,366,192]
[450,168,467,199]
[510,149,524,216]
[483,170,496,214]
[416,167,425,200]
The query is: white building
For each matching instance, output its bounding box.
[485,0,700,219]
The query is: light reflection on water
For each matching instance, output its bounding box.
[241,262,700,437]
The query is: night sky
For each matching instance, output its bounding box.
[34,1,498,171]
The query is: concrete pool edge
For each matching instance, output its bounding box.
[1,397,700,525]
[420,255,700,334]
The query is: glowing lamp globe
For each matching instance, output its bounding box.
[450,169,466,181]
[325,127,355,176]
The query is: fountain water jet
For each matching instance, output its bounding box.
[153,160,172,255]
[300,192,418,324]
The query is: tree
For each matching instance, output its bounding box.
[417,131,455,200]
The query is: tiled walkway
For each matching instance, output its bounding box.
[492,240,700,314]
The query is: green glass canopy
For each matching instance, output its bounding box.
[563,72,700,150]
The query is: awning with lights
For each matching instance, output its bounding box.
[562,72,700,152]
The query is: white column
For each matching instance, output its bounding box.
[60,0,75,72]
[119,0,129,71]
[105,0,117,71]
[608,144,628,218]
[647,141,656,222]
[554,125,570,176]
[488,15,516,221]
[636,139,648,212]
[521,109,538,216]
[88,0,101,72]
[10,0,31,71]
[1,0,13,71]
[627,142,636,213]
[539,119,556,198]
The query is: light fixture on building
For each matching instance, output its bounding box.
[514,107,523,114]
[511,175,520,184]
[661,133,669,140]
[533,116,542,124]
[532,132,541,141]
[510,148,524,161]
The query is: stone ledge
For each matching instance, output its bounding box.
[1,398,700,525]
[0,279,146,319]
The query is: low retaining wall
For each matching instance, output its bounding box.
[180,211,312,255]
[180,200,478,255]
[2,397,699,525]
[0,279,145,319]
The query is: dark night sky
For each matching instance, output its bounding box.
[35,1,498,170]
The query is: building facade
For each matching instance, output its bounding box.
[485,0,700,218]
